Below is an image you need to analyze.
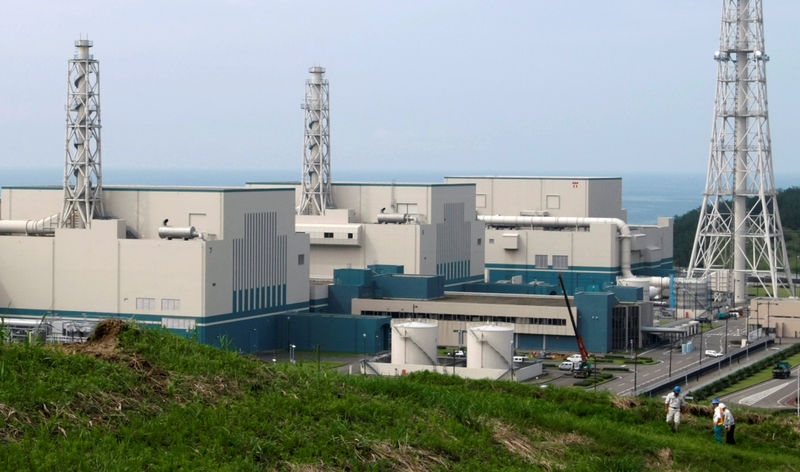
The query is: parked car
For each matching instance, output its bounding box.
[513,355,525,363]
[558,361,574,371]
[453,350,465,357]
[705,349,723,358]
[698,316,711,324]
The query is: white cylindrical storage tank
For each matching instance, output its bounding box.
[390,319,438,365]
[466,323,514,369]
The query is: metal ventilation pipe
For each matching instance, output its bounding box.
[0,214,59,235]
[377,213,413,224]
[158,218,199,240]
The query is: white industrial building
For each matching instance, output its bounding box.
[0,185,310,351]
[247,181,485,290]
[444,176,673,295]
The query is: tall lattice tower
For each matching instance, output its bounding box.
[298,66,333,215]
[60,38,103,228]
[688,0,794,305]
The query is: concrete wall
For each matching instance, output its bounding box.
[483,219,673,291]
[749,297,800,339]
[249,182,484,285]
[444,176,625,220]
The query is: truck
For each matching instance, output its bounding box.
[558,274,592,379]
[772,361,792,379]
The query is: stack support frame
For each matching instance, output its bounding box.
[688,0,794,306]
[298,66,333,215]
[61,39,103,228]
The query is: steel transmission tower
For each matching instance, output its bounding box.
[61,39,103,229]
[298,66,333,215]
[688,0,794,305]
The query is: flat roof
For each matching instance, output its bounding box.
[445,175,621,181]
[247,181,475,188]
[2,185,293,193]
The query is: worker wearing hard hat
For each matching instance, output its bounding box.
[723,403,736,444]
[711,398,725,443]
[664,386,684,432]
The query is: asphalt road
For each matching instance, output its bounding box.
[721,365,800,409]
[603,318,758,396]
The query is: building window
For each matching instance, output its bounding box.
[477,238,482,246]
[298,254,305,265]
[535,254,548,268]
[489,238,494,244]
[396,203,418,214]
[161,298,181,311]
[324,232,334,238]
[546,194,560,209]
[552,255,569,270]
[136,297,155,311]
[347,233,353,239]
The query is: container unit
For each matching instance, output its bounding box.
[466,323,514,369]
[390,319,438,365]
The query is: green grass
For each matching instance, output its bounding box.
[2,321,799,471]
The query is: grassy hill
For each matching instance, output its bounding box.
[2,320,799,471]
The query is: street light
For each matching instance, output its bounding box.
[724,316,729,355]
[668,337,674,378]
[289,344,296,364]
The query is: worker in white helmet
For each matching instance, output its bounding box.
[723,403,736,444]
[664,385,684,432]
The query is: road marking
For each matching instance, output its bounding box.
[738,383,788,406]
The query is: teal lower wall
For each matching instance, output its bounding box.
[280,313,391,353]
[0,303,389,355]
[485,266,616,295]
[517,334,578,352]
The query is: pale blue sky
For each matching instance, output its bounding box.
[1,1,799,178]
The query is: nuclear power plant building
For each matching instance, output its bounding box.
[0,185,310,350]
[445,176,673,295]
[247,181,485,290]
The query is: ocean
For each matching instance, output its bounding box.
[2,167,797,225]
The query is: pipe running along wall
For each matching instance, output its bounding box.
[477,215,669,294]
[0,214,59,236]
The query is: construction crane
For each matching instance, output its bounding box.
[557,273,591,378]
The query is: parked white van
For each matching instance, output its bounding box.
[558,361,574,371]
[513,355,525,363]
